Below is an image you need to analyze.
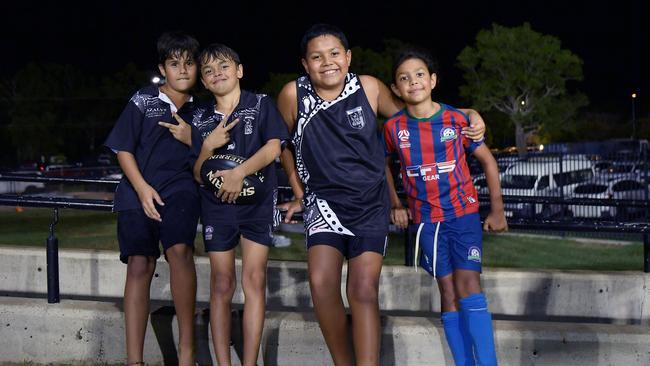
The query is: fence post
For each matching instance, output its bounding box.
[641,144,650,273]
[47,208,60,303]
[404,227,414,267]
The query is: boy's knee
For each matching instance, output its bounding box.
[347,279,379,305]
[211,273,236,298]
[242,269,266,294]
[126,256,156,279]
[309,271,339,297]
[166,244,194,262]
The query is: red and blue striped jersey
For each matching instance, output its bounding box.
[383,104,482,223]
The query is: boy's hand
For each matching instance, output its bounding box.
[134,183,164,222]
[390,206,410,229]
[158,113,192,146]
[483,210,508,232]
[204,118,240,150]
[214,167,245,203]
[462,111,486,142]
[278,198,303,224]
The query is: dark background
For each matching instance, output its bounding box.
[2,0,645,113]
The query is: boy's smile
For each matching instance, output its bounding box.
[391,58,437,106]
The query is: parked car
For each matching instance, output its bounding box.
[567,178,649,219]
[501,159,594,218]
[0,170,46,194]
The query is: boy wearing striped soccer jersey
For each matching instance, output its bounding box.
[384,48,507,366]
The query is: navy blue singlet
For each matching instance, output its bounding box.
[293,73,389,236]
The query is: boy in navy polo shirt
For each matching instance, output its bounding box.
[189,43,288,365]
[104,31,200,366]
[384,48,507,366]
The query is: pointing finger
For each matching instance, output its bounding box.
[158,121,175,129]
[224,118,240,131]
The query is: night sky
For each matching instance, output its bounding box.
[2,0,646,115]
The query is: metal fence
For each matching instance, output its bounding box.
[2,147,650,305]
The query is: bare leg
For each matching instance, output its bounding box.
[436,274,458,312]
[209,249,237,366]
[346,251,383,366]
[124,256,156,364]
[166,244,197,366]
[240,237,270,366]
[308,245,353,366]
[453,269,482,299]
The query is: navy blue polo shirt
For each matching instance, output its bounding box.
[105,86,198,212]
[190,90,289,224]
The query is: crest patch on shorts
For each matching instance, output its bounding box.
[467,246,481,262]
[204,225,214,241]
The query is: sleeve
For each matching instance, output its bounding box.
[104,93,144,154]
[459,113,484,154]
[383,120,397,156]
[259,96,290,143]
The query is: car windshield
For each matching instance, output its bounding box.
[574,184,608,194]
[501,174,537,189]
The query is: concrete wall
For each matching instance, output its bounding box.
[2,297,649,365]
[1,247,648,323]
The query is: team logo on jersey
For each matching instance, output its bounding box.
[346,106,365,129]
[406,163,440,181]
[467,246,481,262]
[227,142,236,150]
[204,226,214,241]
[398,129,411,148]
[467,195,476,204]
[244,116,254,135]
[440,127,457,142]
[405,160,457,181]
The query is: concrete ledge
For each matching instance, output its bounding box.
[1,296,649,365]
[1,246,649,322]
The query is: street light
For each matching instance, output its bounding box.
[632,93,637,140]
[151,76,161,84]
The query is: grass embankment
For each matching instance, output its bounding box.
[0,207,643,271]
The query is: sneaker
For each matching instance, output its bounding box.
[272,234,291,248]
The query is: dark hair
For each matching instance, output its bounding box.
[300,23,349,58]
[392,47,439,83]
[199,43,241,66]
[157,31,200,65]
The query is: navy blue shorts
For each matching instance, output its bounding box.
[306,232,387,259]
[117,190,200,264]
[202,221,273,252]
[411,213,483,278]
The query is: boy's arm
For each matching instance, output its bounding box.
[385,157,410,229]
[215,139,282,203]
[279,148,305,223]
[192,118,240,183]
[458,109,486,142]
[359,75,404,118]
[276,81,306,222]
[117,151,164,222]
[472,144,508,232]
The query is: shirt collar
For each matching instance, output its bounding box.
[158,89,194,113]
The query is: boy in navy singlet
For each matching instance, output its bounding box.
[104,31,200,365]
[189,43,288,365]
[277,24,488,366]
[384,48,507,366]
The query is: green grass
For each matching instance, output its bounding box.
[0,207,644,271]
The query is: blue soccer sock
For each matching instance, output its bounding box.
[441,311,475,366]
[459,293,498,366]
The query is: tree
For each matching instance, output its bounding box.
[457,23,588,156]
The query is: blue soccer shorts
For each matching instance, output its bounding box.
[410,213,483,277]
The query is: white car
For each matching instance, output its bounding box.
[567,178,649,219]
[0,170,45,194]
[501,159,595,218]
